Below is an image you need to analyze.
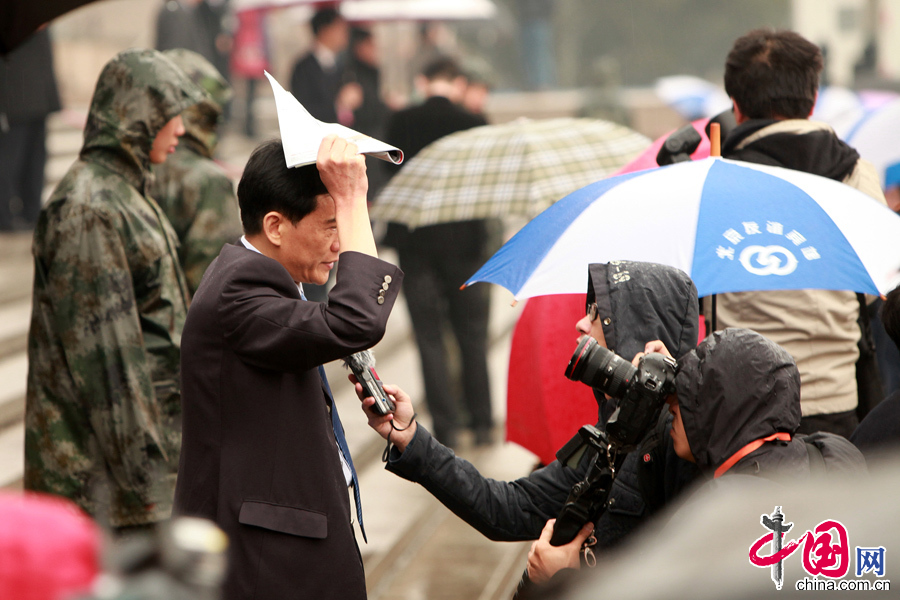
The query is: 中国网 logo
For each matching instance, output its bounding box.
[748,506,889,592]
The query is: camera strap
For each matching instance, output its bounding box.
[714,432,791,479]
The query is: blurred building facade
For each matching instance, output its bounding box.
[43,1,900,138]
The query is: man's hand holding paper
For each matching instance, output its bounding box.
[317,135,377,257]
[265,71,403,168]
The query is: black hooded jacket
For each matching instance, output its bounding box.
[385,261,701,545]
[722,118,860,182]
[675,329,865,480]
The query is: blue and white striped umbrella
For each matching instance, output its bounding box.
[464,157,900,300]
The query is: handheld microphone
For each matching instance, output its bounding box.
[342,350,395,416]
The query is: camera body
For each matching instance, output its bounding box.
[544,336,677,547]
[565,335,677,451]
[655,123,702,165]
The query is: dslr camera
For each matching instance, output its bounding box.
[565,334,677,451]
[549,335,676,546]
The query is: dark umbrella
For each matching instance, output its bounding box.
[1,0,103,55]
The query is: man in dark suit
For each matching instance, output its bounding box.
[290,7,357,125]
[383,57,492,448]
[174,135,403,600]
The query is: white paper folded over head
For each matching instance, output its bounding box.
[264,71,404,168]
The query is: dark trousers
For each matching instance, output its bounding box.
[399,221,493,445]
[0,118,48,230]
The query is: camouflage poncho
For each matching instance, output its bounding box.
[25,48,204,527]
[151,49,242,293]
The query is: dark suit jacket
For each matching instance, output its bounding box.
[382,96,488,250]
[290,52,343,123]
[385,95,487,165]
[174,246,403,600]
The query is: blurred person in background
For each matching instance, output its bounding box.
[868,184,900,397]
[290,7,360,126]
[714,28,887,437]
[344,27,391,140]
[852,284,900,458]
[0,28,61,232]
[193,0,233,87]
[152,49,242,294]
[344,26,393,201]
[382,57,491,448]
[25,49,204,535]
[157,1,233,114]
[407,23,456,101]
[462,69,493,119]
[156,0,207,56]
[229,6,271,138]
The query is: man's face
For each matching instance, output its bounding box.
[354,38,378,66]
[149,115,184,164]
[320,19,349,52]
[576,302,608,349]
[666,396,695,463]
[279,194,339,285]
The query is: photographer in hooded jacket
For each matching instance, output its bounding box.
[353,261,704,582]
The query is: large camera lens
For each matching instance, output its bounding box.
[565,335,636,399]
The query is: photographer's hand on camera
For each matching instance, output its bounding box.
[526,519,595,585]
[351,376,417,452]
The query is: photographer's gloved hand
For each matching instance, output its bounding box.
[526,519,594,585]
[351,376,417,452]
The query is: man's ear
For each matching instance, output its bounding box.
[262,211,285,248]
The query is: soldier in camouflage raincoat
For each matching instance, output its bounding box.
[151,49,243,294]
[24,48,205,529]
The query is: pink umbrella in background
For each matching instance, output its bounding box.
[505,119,710,465]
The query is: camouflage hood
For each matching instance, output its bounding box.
[80,48,206,191]
[163,48,233,158]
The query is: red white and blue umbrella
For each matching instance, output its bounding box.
[464,157,900,301]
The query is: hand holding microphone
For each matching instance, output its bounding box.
[342,350,395,416]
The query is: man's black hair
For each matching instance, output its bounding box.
[237,139,329,235]
[421,56,463,82]
[882,285,900,349]
[724,28,823,120]
[311,7,342,37]
[350,27,372,49]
